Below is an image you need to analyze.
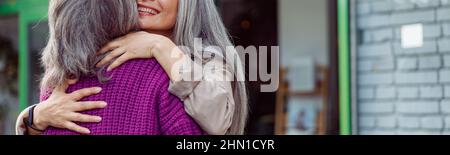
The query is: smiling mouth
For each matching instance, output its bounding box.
[138,4,160,16]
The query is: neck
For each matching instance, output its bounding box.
[146,29,174,40]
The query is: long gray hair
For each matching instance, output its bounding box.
[41,0,139,88]
[174,0,248,135]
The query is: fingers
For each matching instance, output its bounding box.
[69,87,102,101]
[68,113,102,123]
[97,40,121,56]
[96,48,126,67]
[107,54,133,71]
[64,121,91,134]
[71,101,107,112]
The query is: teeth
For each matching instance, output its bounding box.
[138,7,158,15]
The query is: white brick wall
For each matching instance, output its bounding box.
[419,55,441,69]
[358,58,395,71]
[359,87,375,99]
[393,0,415,11]
[359,102,394,114]
[372,28,394,42]
[439,38,450,52]
[356,0,449,135]
[443,23,450,36]
[391,10,435,25]
[394,24,442,39]
[441,100,450,113]
[398,86,419,99]
[440,70,450,83]
[438,8,450,21]
[445,86,450,97]
[397,101,440,114]
[423,24,442,39]
[395,71,438,84]
[395,41,438,55]
[357,3,371,15]
[359,116,376,128]
[372,0,393,13]
[358,14,391,29]
[443,0,450,6]
[420,85,443,99]
[397,57,417,70]
[445,117,450,129]
[417,0,440,8]
[421,116,443,129]
[377,116,397,128]
[398,116,420,129]
[358,43,392,57]
[376,86,396,99]
[359,130,397,135]
[397,130,441,135]
[444,55,450,67]
[359,73,393,85]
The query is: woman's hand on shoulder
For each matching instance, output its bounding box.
[34,79,107,134]
[96,31,176,71]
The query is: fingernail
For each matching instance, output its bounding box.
[96,117,102,122]
[101,102,107,107]
[95,87,102,92]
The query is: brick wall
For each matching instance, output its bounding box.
[356,0,450,135]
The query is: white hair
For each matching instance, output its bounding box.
[174,0,248,135]
[41,0,140,88]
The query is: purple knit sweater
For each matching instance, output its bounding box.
[41,59,203,135]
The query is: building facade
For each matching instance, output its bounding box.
[354,0,450,134]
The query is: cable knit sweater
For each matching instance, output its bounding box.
[41,59,203,135]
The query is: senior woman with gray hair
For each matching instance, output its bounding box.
[15,0,202,135]
[17,0,248,135]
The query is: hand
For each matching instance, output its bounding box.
[33,79,107,134]
[96,31,176,71]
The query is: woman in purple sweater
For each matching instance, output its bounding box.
[35,0,202,135]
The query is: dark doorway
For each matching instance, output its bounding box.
[216,0,278,135]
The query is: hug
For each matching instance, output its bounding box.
[15,0,248,135]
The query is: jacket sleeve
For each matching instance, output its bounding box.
[15,105,35,135]
[168,58,235,135]
[15,88,52,135]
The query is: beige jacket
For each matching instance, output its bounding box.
[16,57,234,135]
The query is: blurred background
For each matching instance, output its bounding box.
[0,0,449,135]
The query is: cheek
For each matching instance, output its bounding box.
[138,14,175,30]
[165,11,177,28]
[161,0,178,28]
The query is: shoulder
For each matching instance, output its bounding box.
[111,58,170,88]
[113,59,165,76]
[115,58,160,71]
[39,87,53,102]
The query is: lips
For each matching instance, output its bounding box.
[138,4,160,16]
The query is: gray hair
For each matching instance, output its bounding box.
[41,0,139,88]
[175,0,248,135]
